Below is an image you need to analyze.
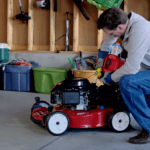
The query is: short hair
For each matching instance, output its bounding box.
[97,7,128,30]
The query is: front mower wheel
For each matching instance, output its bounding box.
[108,111,130,132]
[45,111,69,136]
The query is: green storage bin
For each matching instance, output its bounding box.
[33,67,69,94]
[0,43,10,63]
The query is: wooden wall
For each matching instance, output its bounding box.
[126,0,150,20]
[0,0,7,43]
[0,0,150,54]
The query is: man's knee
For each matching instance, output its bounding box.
[118,75,131,89]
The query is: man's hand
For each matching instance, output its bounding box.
[95,58,104,68]
[100,72,114,85]
[96,50,108,68]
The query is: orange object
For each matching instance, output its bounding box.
[14,62,31,66]
[13,59,31,66]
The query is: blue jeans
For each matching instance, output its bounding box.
[118,70,150,134]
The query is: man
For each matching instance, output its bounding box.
[97,7,150,144]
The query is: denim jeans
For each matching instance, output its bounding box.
[118,70,150,134]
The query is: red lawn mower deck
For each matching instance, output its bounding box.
[30,79,130,136]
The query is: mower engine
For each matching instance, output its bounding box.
[51,78,97,110]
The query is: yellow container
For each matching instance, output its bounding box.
[72,69,103,87]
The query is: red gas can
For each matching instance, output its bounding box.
[102,54,125,73]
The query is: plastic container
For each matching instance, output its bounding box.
[72,69,103,87]
[33,67,69,94]
[110,43,122,56]
[0,43,10,63]
[3,65,38,92]
[0,64,3,90]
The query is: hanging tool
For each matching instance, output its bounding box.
[36,0,57,11]
[14,0,31,23]
[36,0,50,10]
[54,0,57,12]
[73,0,89,20]
[59,12,71,52]
[65,12,70,51]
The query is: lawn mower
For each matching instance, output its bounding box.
[30,53,130,136]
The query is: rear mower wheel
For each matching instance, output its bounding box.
[108,111,130,132]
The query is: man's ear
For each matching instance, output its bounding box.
[118,25,123,30]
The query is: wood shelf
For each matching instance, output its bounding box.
[10,50,98,54]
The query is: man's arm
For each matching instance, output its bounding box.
[111,32,149,82]
[97,35,118,68]
[100,35,118,52]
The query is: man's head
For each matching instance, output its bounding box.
[97,7,129,37]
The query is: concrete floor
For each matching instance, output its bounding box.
[0,90,150,150]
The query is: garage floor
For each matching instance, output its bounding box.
[0,90,150,150]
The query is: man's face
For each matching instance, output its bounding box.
[103,26,123,37]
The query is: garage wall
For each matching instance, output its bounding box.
[1,0,150,67]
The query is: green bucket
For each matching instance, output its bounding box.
[87,0,123,10]
[0,48,10,63]
[33,67,69,94]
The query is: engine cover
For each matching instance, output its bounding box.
[51,78,94,110]
[62,78,91,88]
[63,92,80,105]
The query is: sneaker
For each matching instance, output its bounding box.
[129,130,150,144]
